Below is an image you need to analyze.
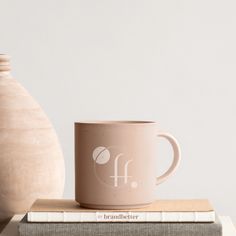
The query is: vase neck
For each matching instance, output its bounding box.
[0,54,11,77]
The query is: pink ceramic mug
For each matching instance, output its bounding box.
[75,121,181,209]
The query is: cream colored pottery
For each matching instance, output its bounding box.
[0,54,65,221]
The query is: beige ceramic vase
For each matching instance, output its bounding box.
[0,54,65,221]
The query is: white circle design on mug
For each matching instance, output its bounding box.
[92,146,110,164]
[92,146,138,189]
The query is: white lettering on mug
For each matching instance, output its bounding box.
[110,154,132,187]
[92,146,138,188]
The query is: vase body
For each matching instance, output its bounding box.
[0,55,65,221]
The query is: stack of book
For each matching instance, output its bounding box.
[18,199,223,236]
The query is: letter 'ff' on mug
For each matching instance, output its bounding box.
[75,121,181,209]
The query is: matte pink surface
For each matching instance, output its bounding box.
[75,121,181,209]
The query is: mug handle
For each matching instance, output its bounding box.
[156,132,181,185]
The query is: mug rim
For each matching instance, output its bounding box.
[75,120,157,125]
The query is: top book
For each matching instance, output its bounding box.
[27,199,215,223]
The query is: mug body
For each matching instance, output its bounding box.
[75,121,158,209]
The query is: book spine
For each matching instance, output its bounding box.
[19,221,222,236]
[27,211,215,223]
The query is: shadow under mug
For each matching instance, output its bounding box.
[75,121,181,209]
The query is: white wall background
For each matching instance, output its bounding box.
[1,0,236,221]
